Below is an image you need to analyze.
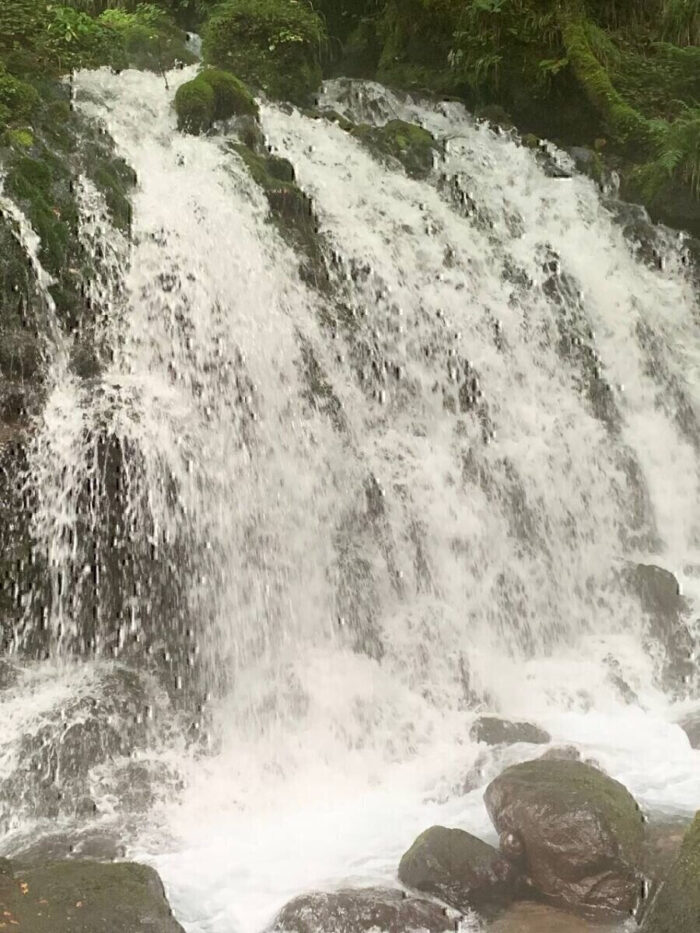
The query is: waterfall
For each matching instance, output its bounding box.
[0,65,698,933]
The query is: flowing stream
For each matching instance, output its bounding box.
[0,64,699,933]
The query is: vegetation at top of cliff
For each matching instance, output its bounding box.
[202,0,327,103]
[312,0,700,229]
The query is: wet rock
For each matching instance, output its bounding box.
[677,712,700,748]
[484,759,645,920]
[642,814,692,884]
[398,825,520,916]
[0,858,185,932]
[488,901,618,932]
[621,563,694,692]
[470,716,550,747]
[641,812,700,932]
[350,120,440,180]
[538,745,581,761]
[266,886,456,932]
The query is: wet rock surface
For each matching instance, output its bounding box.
[641,812,700,932]
[470,717,550,747]
[621,563,694,691]
[487,900,619,932]
[0,857,185,932]
[398,825,520,916]
[678,712,700,748]
[266,886,456,932]
[484,759,645,920]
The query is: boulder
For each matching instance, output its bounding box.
[621,563,694,690]
[350,120,439,180]
[678,712,700,748]
[641,812,700,932]
[484,759,645,920]
[0,858,184,932]
[266,886,455,932]
[398,825,520,916]
[470,717,550,747]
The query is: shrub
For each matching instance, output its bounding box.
[202,0,326,104]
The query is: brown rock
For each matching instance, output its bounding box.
[484,759,645,920]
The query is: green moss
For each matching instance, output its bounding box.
[5,127,34,148]
[642,812,700,932]
[350,118,439,178]
[202,0,326,104]
[200,68,259,121]
[174,77,215,134]
[0,68,39,128]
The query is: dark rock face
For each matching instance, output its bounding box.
[470,716,550,747]
[484,759,645,920]
[267,886,455,932]
[0,858,185,932]
[398,825,520,916]
[622,563,695,692]
[678,712,700,748]
[641,812,700,933]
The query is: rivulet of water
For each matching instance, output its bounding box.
[0,66,698,933]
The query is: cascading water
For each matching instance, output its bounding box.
[0,61,699,933]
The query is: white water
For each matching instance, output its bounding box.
[1,66,699,933]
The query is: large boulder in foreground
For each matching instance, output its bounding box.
[470,716,550,747]
[0,858,184,932]
[266,887,455,932]
[641,812,700,932]
[484,759,644,920]
[398,826,519,916]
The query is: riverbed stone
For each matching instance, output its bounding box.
[0,858,185,932]
[470,716,550,747]
[267,886,456,932]
[398,825,520,916]
[488,900,619,932]
[484,758,645,920]
[641,812,700,932]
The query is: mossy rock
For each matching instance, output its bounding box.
[350,119,439,179]
[202,0,326,105]
[485,758,645,920]
[175,71,258,135]
[174,77,215,135]
[0,858,185,932]
[641,812,700,932]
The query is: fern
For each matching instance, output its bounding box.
[638,107,700,198]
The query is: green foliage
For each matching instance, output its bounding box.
[203,0,326,103]
[637,107,700,198]
[0,66,39,128]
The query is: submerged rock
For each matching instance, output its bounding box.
[484,759,644,920]
[488,900,619,932]
[0,858,184,932]
[267,886,455,932]
[641,812,700,932]
[470,716,550,747]
[398,825,520,916]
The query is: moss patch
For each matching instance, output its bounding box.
[175,70,258,135]
[641,812,700,932]
[350,119,439,179]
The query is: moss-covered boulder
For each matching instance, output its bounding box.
[202,0,326,104]
[0,858,184,932]
[350,119,439,179]
[484,759,645,920]
[266,886,454,932]
[175,70,258,134]
[470,716,550,747]
[174,76,215,134]
[641,812,700,932]
[398,825,520,917]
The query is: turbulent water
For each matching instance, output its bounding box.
[0,63,699,933]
